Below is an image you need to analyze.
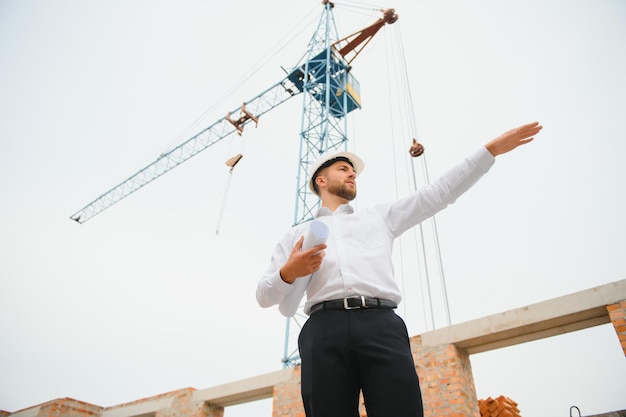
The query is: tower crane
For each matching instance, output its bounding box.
[70,1,400,368]
[70,2,398,226]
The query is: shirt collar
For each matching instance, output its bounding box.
[315,204,354,217]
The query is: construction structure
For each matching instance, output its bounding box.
[3,279,625,417]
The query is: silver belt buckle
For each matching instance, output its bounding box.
[343,295,366,310]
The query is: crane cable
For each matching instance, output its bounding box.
[390,23,436,330]
[382,22,434,330]
[215,152,243,235]
[384,21,451,329]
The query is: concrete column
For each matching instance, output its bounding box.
[272,366,304,417]
[203,406,224,417]
[156,389,220,417]
[411,335,480,417]
[606,300,626,357]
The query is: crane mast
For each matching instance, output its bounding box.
[283,1,398,366]
[292,2,398,225]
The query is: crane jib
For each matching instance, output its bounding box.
[69,75,301,224]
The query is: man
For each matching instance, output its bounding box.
[256,121,543,417]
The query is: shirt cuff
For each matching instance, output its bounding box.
[474,146,496,172]
[271,270,297,295]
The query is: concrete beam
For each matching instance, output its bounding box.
[192,368,294,407]
[421,279,626,354]
[102,396,173,417]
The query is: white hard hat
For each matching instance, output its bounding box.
[308,150,365,194]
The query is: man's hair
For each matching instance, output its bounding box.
[311,156,354,195]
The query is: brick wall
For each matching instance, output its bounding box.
[272,366,304,417]
[411,336,480,417]
[606,300,626,357]
[35,398,102,417]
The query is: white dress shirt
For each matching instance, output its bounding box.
[256,146,495,315]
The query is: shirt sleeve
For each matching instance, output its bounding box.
[256,230,300,309]
[382,146,495,236]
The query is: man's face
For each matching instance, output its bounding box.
[320,161,357,201]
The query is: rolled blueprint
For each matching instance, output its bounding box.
[278,220,329,317]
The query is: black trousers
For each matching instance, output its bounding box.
[298,308,424,417]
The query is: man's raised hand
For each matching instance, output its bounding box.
[486,121,543,156]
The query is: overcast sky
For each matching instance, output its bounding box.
[1,1,625,416]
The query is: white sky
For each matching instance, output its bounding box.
[1,1,625,416]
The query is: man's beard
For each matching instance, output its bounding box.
[328,181,356,201]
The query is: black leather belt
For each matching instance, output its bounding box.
[309,296,397,315]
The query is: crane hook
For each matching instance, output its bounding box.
[409,138,424,157]
[225,153,243,172]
